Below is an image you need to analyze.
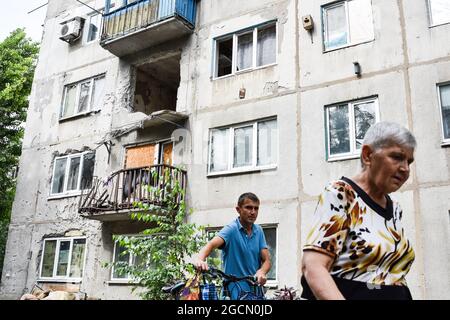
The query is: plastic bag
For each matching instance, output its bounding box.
[179,273,200,300]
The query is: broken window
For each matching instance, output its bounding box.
[429,0,450,26]
[217,37,233,77]
[438,83,450,142]
[208,118,278,174]
[323,0,374,51]
[60,74,106,119]
[214,21,277,78]
[326,97,378,160]
[39,237,86,280]
[50,151,95,196]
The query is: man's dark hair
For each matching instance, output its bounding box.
[237,192,260,206]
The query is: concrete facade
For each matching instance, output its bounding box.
[1,0,449,299]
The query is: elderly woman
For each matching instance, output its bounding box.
[301,122,416,300]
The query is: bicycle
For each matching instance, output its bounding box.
[161,267,266,300]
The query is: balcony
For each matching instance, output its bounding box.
[79,164,187,221]
[101,0,197,57]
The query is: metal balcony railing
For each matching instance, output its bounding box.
[101,0,197,43]
[78,164,187,217]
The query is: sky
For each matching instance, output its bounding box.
[0,1,48,42]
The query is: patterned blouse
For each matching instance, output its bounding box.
[302,177,415,299]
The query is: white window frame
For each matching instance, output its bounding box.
[38,236,87,282]
[83,11,103,44]
[322,0,374,52]
[50,151,95,197]
[205,225,278,286]
[60,74,106,120]
[207,118,278,176]
[428,0,450,27]
[326,97,379,161]
[110,234,151,282]
[213,21,278,79]
[437,83,450,145]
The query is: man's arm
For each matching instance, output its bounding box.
[301,251,345,300]
[195,236,225,271]
[255,248,271,285]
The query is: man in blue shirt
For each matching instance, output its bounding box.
[195,193,271,299]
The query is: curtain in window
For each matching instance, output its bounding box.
[210,129,229,172]
[69,239,86,278]
[348,0,374,45]
[429,0,450,25]
[62,85,77,118]
[328,105,350,155]
[258,119,277,166]
[91,77,106,110]
[324,4,347,49]
[234,126,253,168]
[257,25,276,67]
[237,33,253,71]
[441,85,450,139]
[52,158,68,194]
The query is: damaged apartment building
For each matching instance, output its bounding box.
[1,0,449,299]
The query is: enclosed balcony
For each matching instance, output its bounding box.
[78,164,187,221]
[101,0,198,57]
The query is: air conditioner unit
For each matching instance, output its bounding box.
[59,17,85,43]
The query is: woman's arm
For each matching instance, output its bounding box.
[301,251,345,300]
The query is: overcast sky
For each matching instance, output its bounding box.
[0,1,48,42]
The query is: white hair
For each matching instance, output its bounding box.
[360,121,416,166]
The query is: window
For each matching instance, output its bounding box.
[111,236,150,281]
[438,83,450,143]
[39,237,86,281]
[208,118,278,174]
[326,97,379,160]
[51,152,95,196]
[214,22,277,78]
[85,13,102,43]
[60,75,106,119]
[428,0,450,26]
[206,226,277,281]
[322,0,374,51]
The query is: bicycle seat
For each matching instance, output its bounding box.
[162,281,185,295]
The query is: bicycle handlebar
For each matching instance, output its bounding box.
[204,267,259,286]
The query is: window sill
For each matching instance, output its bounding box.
[264,281,278,289]
[212,63,277,81]
[107,280,139,286]
[59,110,100,123]
[207,165,277,178]
[327,154,360,162]
[323,39,374,53]
[441,141,450,148]
[429,21,450,28]
[37,278,82,284]
[48,192,82,201]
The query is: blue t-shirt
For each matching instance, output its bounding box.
[217,218,268,299]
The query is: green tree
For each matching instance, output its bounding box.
[0,29,39,277]
[109,168,207,300]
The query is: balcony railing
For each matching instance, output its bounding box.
[78,164,187,220]
[101,0,197,56]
